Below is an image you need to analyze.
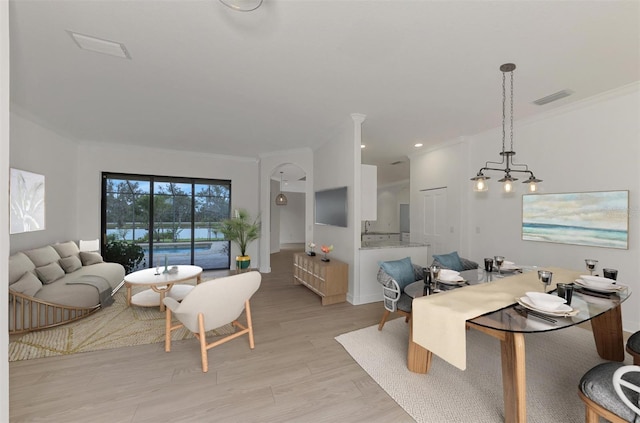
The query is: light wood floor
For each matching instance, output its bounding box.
[9,245,413,422]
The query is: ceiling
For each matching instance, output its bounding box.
[9,1,640,185]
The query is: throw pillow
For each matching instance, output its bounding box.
[35,262,66,284]
[80,251,104,266]
[10,271,42,297]
[53,241,80,259]
[432,251,464,271]
[59,256,82,273]
[379,257,416,291]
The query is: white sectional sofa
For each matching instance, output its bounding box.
[8,241,125,334]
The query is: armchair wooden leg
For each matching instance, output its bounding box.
[378,310,391,331]
[165,308,172,352]
[244,300,255,349]
[198,313,208,373]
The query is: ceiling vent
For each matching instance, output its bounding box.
[533,89,574,106]
[67,31,131,59]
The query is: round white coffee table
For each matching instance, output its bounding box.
[124,265,203,311]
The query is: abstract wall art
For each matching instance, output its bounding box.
[522,190,628,249]
[10,168,46,234]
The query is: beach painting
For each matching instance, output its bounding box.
[522,190,628,249]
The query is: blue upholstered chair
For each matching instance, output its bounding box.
[579,362,640,422]
[376,257,425,331]
[431,251,479,271]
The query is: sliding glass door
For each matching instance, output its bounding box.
[102,173,231,271]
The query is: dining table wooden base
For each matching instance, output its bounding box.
[407,305,626,423]
[590,305,624,361]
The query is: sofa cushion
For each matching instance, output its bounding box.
[24,246,61,267]
[9,252,36,285]
[35,262,66,284]
[433,251,464,271]
[10,271,42,297]
[80,251,104,266]
[379,257,416,291]
[53,241,80,259]
[59,256,83,273]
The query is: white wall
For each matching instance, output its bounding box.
[75,141,260,269]
[9,113,79,253]
[279,192,305,243]
[411,83,640,332]
[1,0,10,417]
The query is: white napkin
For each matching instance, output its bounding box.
[439,269,463,281]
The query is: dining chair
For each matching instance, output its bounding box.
[163,271,261,372]
[627,331,640,365]
[377,257,425,330]
[431,251,479,272]
[579,362,640,423]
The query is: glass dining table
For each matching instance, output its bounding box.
[404,268,631,423]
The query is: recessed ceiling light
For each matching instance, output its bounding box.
[67,31,131,59]
[414,143,423,148]
[361,144,366,149]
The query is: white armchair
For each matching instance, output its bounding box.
[163,271,261,372]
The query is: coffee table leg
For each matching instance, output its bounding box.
[126,283,132,306]
[501,332,526,423]
[591,305,624,361]
[151,283,174,312]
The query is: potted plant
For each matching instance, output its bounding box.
[219,208,261,271]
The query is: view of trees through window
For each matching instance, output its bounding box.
[102,173,231,271]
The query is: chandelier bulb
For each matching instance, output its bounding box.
[503,180,513,193]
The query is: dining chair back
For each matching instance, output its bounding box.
[627,331,640,365]
[163,271,261,372]
[579,362,640,423]
[376,261,424,330]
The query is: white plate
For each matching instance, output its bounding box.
[518,296,577,316]
[574,279,621,293]
[437,278,466,286]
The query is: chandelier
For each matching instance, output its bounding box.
[275,171,288,206]
[219,0,263,12]
[471,63,542,193]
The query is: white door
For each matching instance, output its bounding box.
[422,188,449,256]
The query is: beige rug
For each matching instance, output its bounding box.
[9,289,235,361]
[335,318,631,423]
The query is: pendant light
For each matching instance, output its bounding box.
[471,63,542,193]
[275,171,288,206]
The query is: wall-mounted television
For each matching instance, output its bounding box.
[314,187,348,228]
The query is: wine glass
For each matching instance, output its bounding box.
[538,270,552,292]
[429,265,441,293]
[494,256,504,275]
[585,259,598,276]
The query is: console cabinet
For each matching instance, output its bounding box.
[293,252,348,305]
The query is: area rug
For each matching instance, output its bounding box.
[9,289,235,361]
[335,318,631,423]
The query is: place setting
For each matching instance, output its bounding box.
[574,259,627,298]
[516,291,579,320]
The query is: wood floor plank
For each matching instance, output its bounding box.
[10,245,412,422]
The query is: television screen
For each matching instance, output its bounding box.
[315,187,348,228]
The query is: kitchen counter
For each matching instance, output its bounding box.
[360,240,427,249]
